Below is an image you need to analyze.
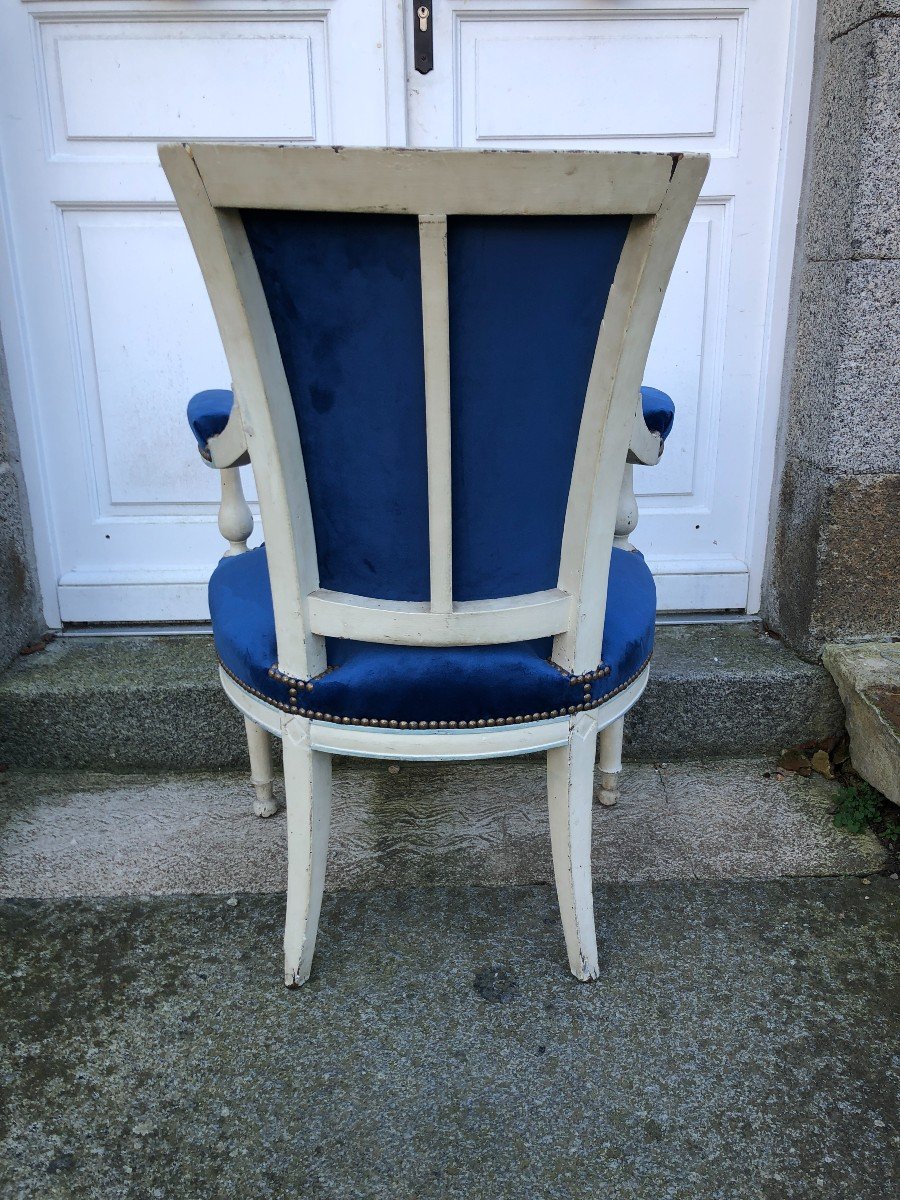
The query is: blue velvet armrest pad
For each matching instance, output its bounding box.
[640,386,675,442]
[187,390,234,449]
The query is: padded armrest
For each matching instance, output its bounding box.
[640,386,675,443]
[187,389,234,451]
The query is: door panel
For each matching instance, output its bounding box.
[0,0,403,622]
[408,0,797,611]
[0,0,806,620]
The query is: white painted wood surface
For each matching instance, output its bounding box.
[281,715,331,988]
[547,712,601,980]
[0,0,814,624]
[166,144,701,985]
[244,715,277,819]
[306,586,572,646]
[418,214,454,613]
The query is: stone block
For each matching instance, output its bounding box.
[788,260,900,474]
[768,464,900,658]
[0,340,42,668]
[805,19,900,263]
[824,641,900,804]
[0,463,42,671]
[815,472,900,639]
[764,459,825,660]
[823,1,900,41]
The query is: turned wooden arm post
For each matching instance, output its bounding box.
[217,466,253,557]
[202,399,276,816]
[614,394,665,552]
[201,390,254,556]
[613,463,639,552]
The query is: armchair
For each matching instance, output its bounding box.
[163,144,707,986]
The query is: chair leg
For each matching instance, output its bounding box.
[546,712,600,981]
[282,716,332,988]
[244,716,277,817]
[596,715,625,808]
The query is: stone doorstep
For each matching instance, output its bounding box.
[0,757,884,902]
[824,641,900,806]
[0,623,843,770]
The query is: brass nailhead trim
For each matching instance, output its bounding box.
[221,652,652,729]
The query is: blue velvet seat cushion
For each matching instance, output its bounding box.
[640,386,675,442]
[187,389,233,449]
[209,545,656,727]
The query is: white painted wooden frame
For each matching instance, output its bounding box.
[161,144,707,987]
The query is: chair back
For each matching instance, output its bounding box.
[162,146,707,680]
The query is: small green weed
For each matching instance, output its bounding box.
[832,782,882,836]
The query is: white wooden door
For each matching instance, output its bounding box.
[0,0,405,624]
[0,0,812,623]
[407,0,813,612]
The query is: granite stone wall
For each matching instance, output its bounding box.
[0,330,43,669]
[763,2,900,660]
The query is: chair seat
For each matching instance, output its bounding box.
[210,546,656,728]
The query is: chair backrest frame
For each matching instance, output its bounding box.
[161,144,708,681]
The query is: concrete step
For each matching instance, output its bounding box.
[0,624,842,770]
[0,757,884,900]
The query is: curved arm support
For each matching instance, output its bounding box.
[187,388,249,468]
[628,385,674,466]
[188,389,253,554]
[207,403,250,469]
[615,386,674,549]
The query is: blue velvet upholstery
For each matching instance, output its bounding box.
[640,386,675,442]
[446,216,630,600]
[200,210,663,726]
[241,211,630,602]
[242,212,431,600]
[210,544,656,726]
[187,389,233,450]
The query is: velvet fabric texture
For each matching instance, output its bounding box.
[445,215,630,600]
[241,211,630,602]
[639,386,675,442]
[187,389,233,449]
[209,545,656,724]
[198,211,674,725]
[242,211,431,600]
[186,387,673,456]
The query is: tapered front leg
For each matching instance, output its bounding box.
[546,712,600,981]
[244,716,277,817]
[281,716,332,988]
[596,715,625,808]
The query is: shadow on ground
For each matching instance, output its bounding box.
[2,878,897,1199]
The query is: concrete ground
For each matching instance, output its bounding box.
[1,881,898,1199]
[1,757,897,1198]
[0,757,885,898]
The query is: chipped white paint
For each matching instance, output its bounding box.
[164,146,706,985]
[281,715,331,988]
[597,717,626,808]
[547,711,601,980]
[244,716,276,819]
